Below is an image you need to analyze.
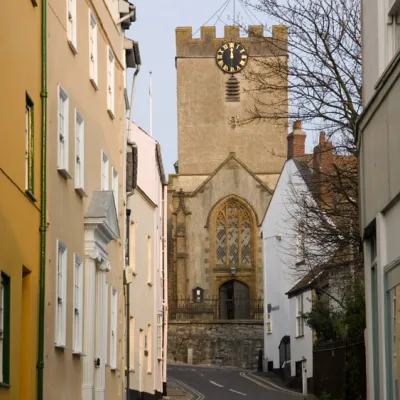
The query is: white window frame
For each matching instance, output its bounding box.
[107,47,115,117]
[55,240,67,347]
[112,167,119,214]
[75,110,86,196]
[58,86,70,178]
[129,316,135,369]
[104,280,108,365]
[110,288,117,369]
[67,0,77,53]
[101,151,109,190]
[73,254,83,354]
[147,235,152,285]
[129,221,136,274]
[157,314,163,360]
[89,10,98,88]
[147,324,152,373]
[296,294,304,337]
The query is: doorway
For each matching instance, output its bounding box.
[219,280,250,319]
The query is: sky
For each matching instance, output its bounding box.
[125,0,270,175]
[125,1,318,175]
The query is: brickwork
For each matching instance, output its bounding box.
[168,321,263,369]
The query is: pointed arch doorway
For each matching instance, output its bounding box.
[219,280,250,320]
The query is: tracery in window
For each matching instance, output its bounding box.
[216,200,252,266]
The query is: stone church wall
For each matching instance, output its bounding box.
[168,321,263,369]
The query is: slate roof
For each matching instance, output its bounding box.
[286,267,327,298]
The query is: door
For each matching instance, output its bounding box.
[139,329,144,394]
[219,280,250,319]
[302,359,308,395]
[234,280,250,319]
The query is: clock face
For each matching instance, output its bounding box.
[216,42,248,73]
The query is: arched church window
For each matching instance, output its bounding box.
[216,200,252,267]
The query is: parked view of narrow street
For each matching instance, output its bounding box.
[0,0,398,399]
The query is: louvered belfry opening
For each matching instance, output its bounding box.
[226,75,240,102]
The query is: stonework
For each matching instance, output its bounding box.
[168,321,264,369]
[168,24,288,368]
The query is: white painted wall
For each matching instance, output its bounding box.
[262,159,313,377]
[289,290,313,378]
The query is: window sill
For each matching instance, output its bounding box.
[31,0,38,6]
[58,168,72,180]
[129,368,135,373]
[107,109,115,120]
[90,78,99,91]
[295,334,304,339]
[0,382,10,389]
[75,187,88,198]
[147,371,152,376]
[55,343,67,351]
[72,351,85,357]
[25,190,37,202]
[68,40,78,55]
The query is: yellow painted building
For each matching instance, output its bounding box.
[0,0,42,399]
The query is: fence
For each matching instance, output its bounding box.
[312,339,366,400]
[169,296,264,321]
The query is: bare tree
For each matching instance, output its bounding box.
[243,0,362,152]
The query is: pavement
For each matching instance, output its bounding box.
[164,364,315,400]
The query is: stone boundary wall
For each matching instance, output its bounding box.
[168,320,263,369]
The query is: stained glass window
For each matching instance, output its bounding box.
[216,201,252,266]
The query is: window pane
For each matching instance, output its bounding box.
[215,200,252,267]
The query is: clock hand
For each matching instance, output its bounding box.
[230,48,234,59]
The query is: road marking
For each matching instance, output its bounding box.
[229,389,247,396]
[239,372,278,392]
[240,372,304,396]
[169,377,205,400]
[210,380,224,387]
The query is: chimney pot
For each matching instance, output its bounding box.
[293,120,302,130]
[319,131,326,145]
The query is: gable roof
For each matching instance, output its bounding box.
[190,152,273,197]
[286,267,327,298]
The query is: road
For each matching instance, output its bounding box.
[167,365,306,400]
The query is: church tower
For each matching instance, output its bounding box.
[168,25,288,368]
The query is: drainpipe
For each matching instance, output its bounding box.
[125,61,140,400]
[162,184,168,396]
[116,6,136,25]
[125,209,131,400]
[37,0,48,398]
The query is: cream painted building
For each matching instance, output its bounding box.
[126,123,167,399]
[43,0,139,399]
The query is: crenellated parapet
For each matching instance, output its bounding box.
[176,25,287,58]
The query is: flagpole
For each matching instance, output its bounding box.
[149,71,153,137]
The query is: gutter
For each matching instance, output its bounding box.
[37,0,48,398]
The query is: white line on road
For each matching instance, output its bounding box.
[210,380,224,387]
[170,377,205,400]
[229,389,247,396]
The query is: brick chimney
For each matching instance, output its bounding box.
[287,120,306,160]
[313,131,334,173]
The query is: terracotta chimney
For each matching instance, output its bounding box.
[313,131,334,172]
[287,120,306,160]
